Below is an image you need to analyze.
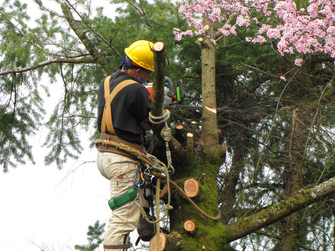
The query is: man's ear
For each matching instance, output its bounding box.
[135,68,141,75]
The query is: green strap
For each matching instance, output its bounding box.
[108,187,138,210]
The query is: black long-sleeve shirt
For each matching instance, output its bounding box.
[97,71,151,145]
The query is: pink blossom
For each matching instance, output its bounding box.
[174,33,182,41]
[267,28,282,39]
[294,58,303,66]
[175,0,335,59]
[252,35,267,44]
[259,24,271,34]
[210,39,216,45]
[280,75,287,81]
[236,15,250,27]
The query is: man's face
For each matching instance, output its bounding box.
[137,68,153,82]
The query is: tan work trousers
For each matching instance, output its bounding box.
[97,152,141,251]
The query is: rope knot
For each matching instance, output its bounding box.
[161,126,171,142]
[149,109,170,124]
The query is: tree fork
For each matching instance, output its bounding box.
[61,2,110,73]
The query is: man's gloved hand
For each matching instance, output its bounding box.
[163,95,172,108]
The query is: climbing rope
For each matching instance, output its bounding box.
[148,109,170,125]
[149,109,175,174]
[95,136,220,221]
[169,179,221,221]
[149,109,172,250]
[95,108,220,250]
[156,178,161,251]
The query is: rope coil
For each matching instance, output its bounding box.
[95,108,220,250]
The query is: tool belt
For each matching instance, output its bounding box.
[96,133,145,160]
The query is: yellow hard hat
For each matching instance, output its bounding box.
[125,40,154,72]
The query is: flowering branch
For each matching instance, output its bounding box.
[175,0,335,65]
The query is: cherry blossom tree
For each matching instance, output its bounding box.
[174,0,335,66]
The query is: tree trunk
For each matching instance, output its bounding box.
[200,17,221,157]
[279,106,305,250]
[220,136,248,224]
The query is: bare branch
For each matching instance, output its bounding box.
[125,0,163,27]
[0,57,95,76]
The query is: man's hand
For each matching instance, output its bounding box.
[140,118,151,131]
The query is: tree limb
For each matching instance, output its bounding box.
[125,0,164,27]
[64,0,122,57]
[0,57,94,76]
[61,2,110,73]
[224,176,335,243]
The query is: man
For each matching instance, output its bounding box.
[96,40,154,250]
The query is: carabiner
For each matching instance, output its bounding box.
[134,170,145,187]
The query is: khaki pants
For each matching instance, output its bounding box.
[97,152,142,250]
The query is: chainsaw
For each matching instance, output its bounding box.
[146,77,184,106]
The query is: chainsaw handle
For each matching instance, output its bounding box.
[176,80,184,103]
[165,77,176,98]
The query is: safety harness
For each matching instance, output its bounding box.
[96,75,174,250]
[101,75,135,134]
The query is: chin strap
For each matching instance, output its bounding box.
[138,72,147,85]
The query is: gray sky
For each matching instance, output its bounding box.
[0,147,110,251]
[0,1,117,249]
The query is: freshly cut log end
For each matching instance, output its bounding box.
[184,220,196,233]
[153,42,164,52]
[176,124,184,130]
[149,233,166,251]
[187,132,194,138]
[184,178,199,198]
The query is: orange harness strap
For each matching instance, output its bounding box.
[101,76,135,134]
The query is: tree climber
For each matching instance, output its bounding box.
[96,40,155,251]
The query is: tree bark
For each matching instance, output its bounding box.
[224,175,335,243]
[150,42,185,161]
[280,106,305,250]
[61,2,110,73]
[200,16,222,158]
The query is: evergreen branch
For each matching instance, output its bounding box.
[61,2,110,73]
[6,18,43,51]
[255,230,316,251]
[0,57,95,76]
[64,0,122,57]
[125,0,164,27]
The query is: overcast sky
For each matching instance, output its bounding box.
[0,146,111,251]
[0,1,121,250]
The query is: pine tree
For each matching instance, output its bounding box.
[75,220,105,251]
[1,0,335,250]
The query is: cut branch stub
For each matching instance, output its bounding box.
[205,105,217,114]
[184,220,196,233]
[186,133,194,165]
[184,178,199,198]
[153,41,164,52]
